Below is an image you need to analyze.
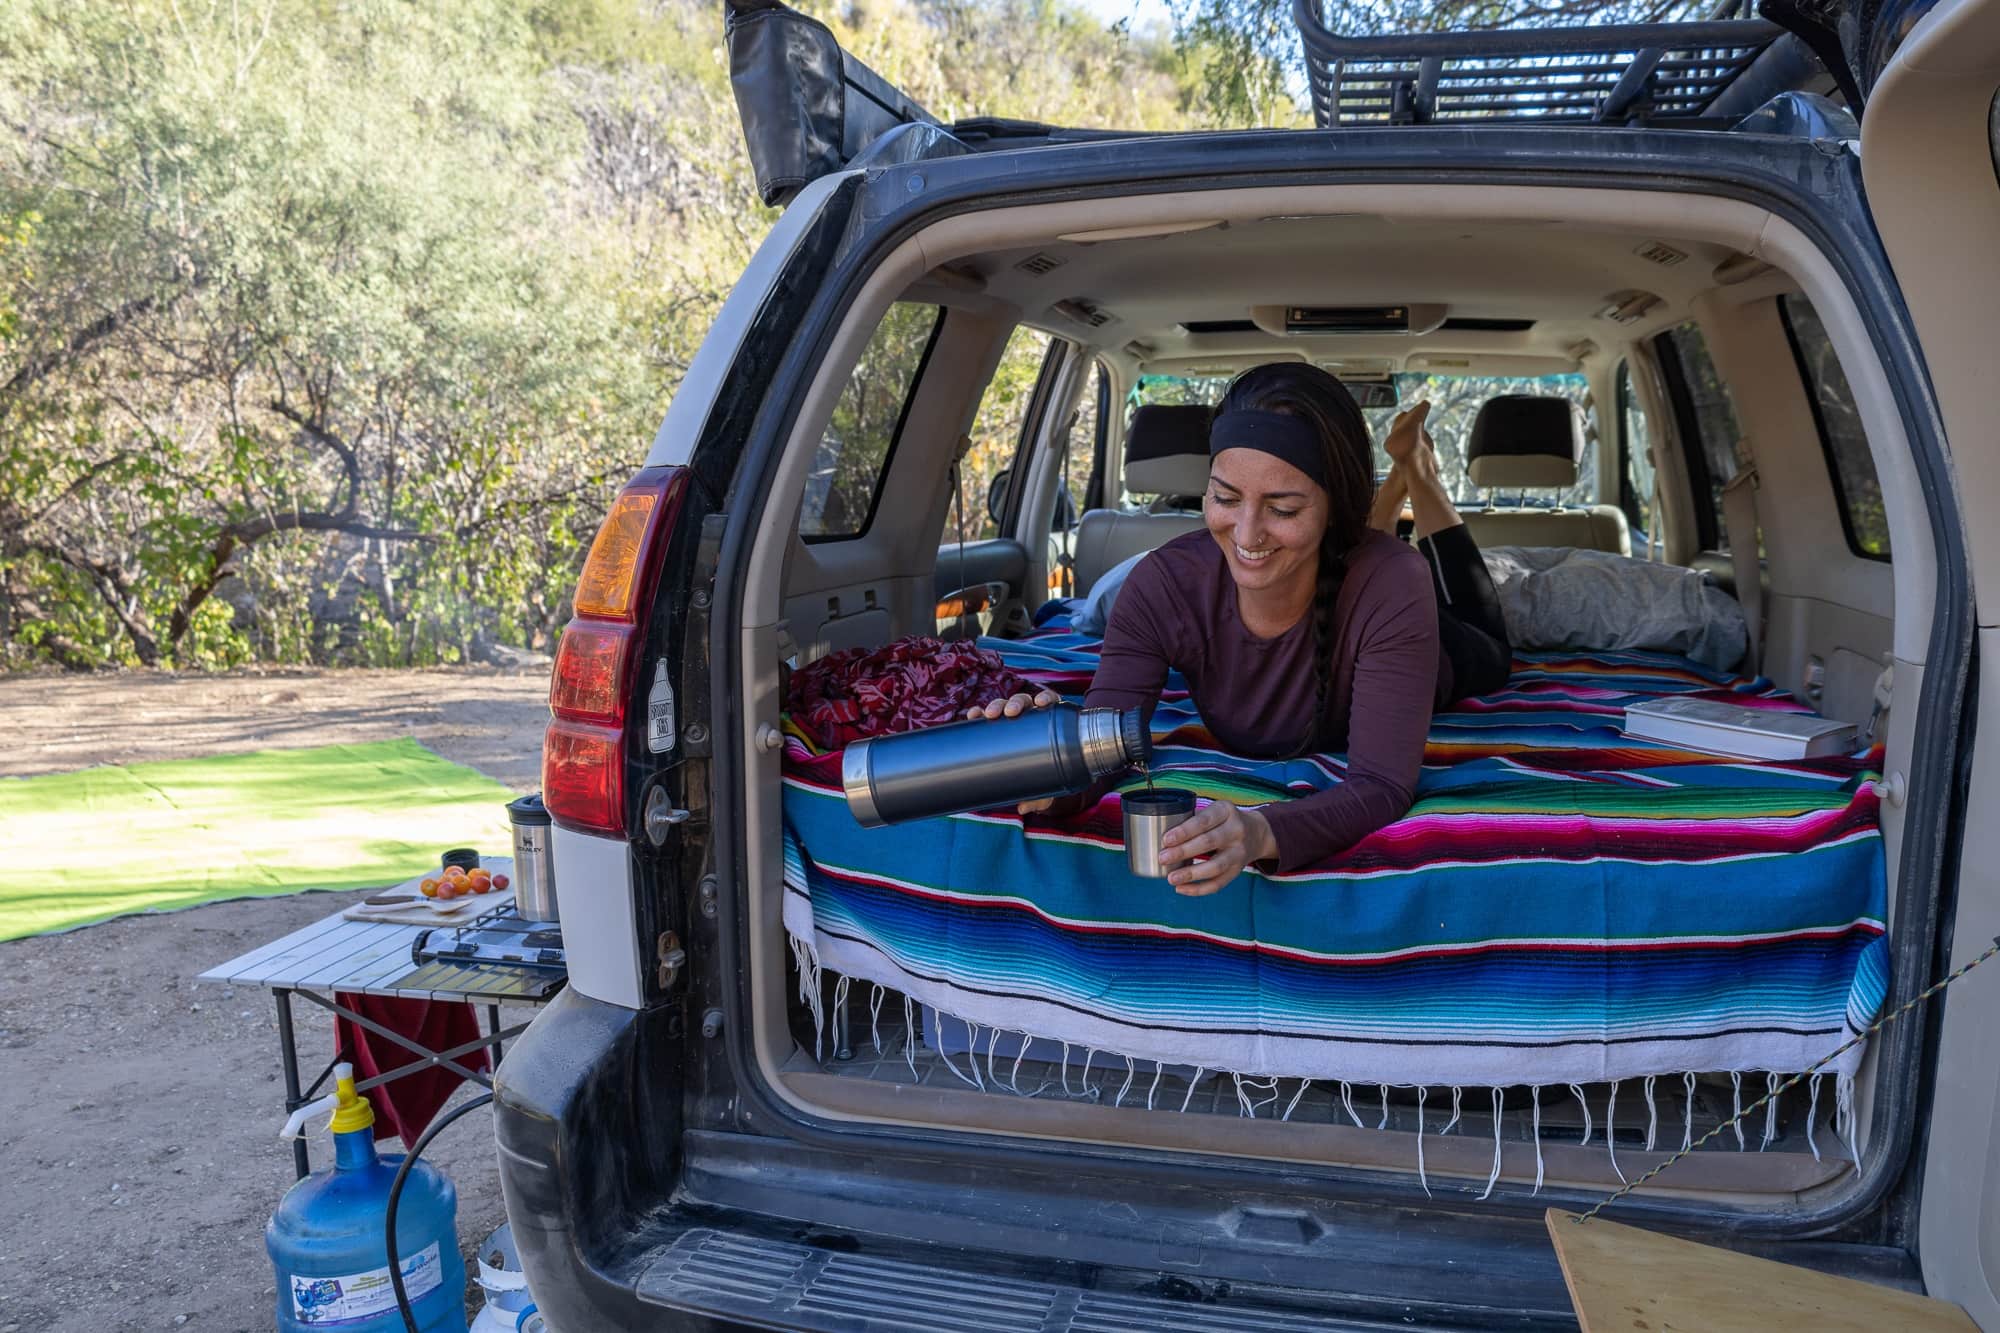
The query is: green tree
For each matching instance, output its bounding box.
[0,0,657,666]
[0,0,1257,670]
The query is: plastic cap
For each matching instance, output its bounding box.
[327,1061,376,1134]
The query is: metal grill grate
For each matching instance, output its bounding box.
[1291,0,1786,128]
[639,1229,1400,1330]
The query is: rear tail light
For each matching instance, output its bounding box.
[548,620,629,723]
[544,465,688,835]
[542,721,624,836]
[572,490,661,619]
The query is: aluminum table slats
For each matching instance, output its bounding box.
[201,912,563,1001]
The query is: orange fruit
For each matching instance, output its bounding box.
[419,878,440,898]
[443,865,467,880]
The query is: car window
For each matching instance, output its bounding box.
[1779,294,1890,559]
[1123,370,1595,508]
[1062,359,1103,522]
[800,301,943,541]
[1128,373,1232,417]
[1654,321,1744,551]
[941,325,1054,547]
[1616,360,1656,542]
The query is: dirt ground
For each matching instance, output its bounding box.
[0,667,551,1332]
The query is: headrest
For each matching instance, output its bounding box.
[1466,395,1586,489]
[1123,404,1213,497]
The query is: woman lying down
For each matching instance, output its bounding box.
[969,362,1511,894]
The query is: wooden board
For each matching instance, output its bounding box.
[1545,1209,1976,1333]
[341,856,516,925]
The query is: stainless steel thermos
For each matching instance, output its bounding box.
[842,705,1151,828]
[1122,789,1196,878]
[506,793,558,922]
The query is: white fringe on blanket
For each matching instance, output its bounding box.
[791,934,1868,1200]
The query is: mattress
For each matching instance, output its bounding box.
[780,626,1888,1189]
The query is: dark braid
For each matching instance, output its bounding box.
[1213,363,1376,759]
[1300,529,1344,758]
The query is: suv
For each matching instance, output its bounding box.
[493,0,2000,1326]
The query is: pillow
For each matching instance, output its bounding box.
[1481,545,1748,672]
[1070,550,1149,637]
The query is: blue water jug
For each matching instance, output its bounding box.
[267,1063,469,1333]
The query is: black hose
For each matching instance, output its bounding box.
[386,1091,495,1333]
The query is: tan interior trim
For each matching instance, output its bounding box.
[784,1061,1849,1203]
[1693,293,1893,617]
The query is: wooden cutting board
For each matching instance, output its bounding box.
[342,856,516,926]
[1545,1208,1975,1332]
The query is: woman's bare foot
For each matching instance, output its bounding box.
[1401,422,1465,540]
[1383,400,1433,466]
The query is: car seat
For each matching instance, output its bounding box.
[1457,394,1631,555]
[1070,404,1212,594]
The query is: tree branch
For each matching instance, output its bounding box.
[165,509,434,653]
[0,293,160,416]
[16,538,163,664]
[267,398,363,516]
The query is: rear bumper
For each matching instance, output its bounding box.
[494,987,682,1329]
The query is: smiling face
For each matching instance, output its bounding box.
[1204,447,1329,598]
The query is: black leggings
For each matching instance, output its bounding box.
[1418,523,1512,702]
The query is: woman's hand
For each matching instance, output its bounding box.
[963,688,1062,813]
[1159,803,1277,896]
[962,688,1060,722]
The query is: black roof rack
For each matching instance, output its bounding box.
[1291,0,1790,128]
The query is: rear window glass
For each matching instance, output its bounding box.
[1124,370,1595,507]
[1656,322,1744,550]
[942,325,1054,546]
[800,301,942,541]
[1779,294,1890,559]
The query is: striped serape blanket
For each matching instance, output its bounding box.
[781,628,1889,1180]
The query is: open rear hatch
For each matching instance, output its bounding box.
[724,0,937,207]
[724,0,1927,211]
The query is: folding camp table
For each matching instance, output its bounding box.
[200,906,566,1178]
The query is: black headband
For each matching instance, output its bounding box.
[1208,410,1329,489]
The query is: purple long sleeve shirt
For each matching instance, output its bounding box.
[1084,529,1449,873]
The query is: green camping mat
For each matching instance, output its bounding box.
[0,738,518,941]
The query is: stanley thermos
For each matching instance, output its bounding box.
[506,793,558,922]
[842,705,1150,828]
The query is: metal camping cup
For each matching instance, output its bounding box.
[1123,788,1197,878]
[842,704,1150,828]
[506,793,558,922]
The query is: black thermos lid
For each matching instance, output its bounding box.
[1121,709,1152,770]
[507,792,551,826]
